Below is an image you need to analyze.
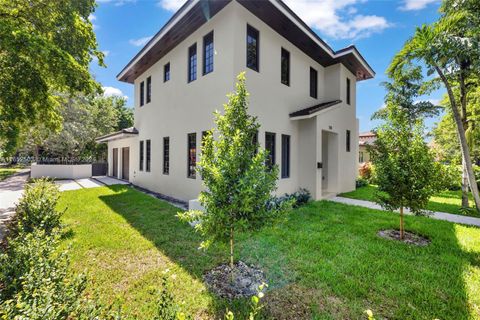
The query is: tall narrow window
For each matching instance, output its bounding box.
[163,137,169,174]
[146,139,151,172]
[164,63,170,82]
[187,133,196,178]
[310,67,318,99]
[203,31,214,75]
[265,132,276,170]
[281,48,290,86]
[139,140,144,171]
[281,134,290,178]
[188,44,197,82]
[346,78,351,105]
[346,130,351,152]
[146,76,151,104]
[246,25,259,71]
[140,81,145,106]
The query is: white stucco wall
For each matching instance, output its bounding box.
[108,1,360,201]
[31,164,92,179]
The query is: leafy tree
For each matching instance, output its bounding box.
[178,73,290,269]
[388,0,480,212]
[0,0,104,155]
[372,104,441,239]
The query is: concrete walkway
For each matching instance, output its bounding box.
[331,196,480,227]
[54,176,129,192]
[0,169,30,239]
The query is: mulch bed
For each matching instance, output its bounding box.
[204,261,266,299]
[378,229,430,246]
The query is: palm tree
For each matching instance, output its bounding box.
[388,7,480,212]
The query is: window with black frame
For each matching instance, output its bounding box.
[188,44,197,82]
[146,76,151,104]
[140,81,145,106]
[281,134,290,178]
[310,67,318,98]
[187,133,196,178]
[163,137,169,174]
[139,140,144,171]
[346,130,351,152]
[265,132,275,170]
[203,32,214,75]
[164,63,170,82]
[246,25,259,71]
[281,48,290,86]
[146,139,151,172]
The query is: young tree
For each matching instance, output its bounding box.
[389,2,480,212]
[0,0,104,155]
[178,73,290,269]
[372,104,441,240]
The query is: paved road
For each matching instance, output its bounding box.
[331,196,480,227]
[0,169,30,240]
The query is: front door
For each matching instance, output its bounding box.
[112,148,118,178]
[122,147,130,181]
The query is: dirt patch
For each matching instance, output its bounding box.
[378,229,430,246]
[204,261,266,299]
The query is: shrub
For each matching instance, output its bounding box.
[438,164,462,191]
[266,189,311,211]
[359,162,376,183]
[12,178,62,236]
[356,178,368,188]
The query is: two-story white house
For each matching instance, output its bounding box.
[96,0,374,203]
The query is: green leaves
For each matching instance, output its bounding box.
[0,0,103,155]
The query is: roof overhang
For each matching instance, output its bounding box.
[95,127,139,143]
[117,0,375,84]
[290,100,342,120]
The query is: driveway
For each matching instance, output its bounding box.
[0,169,30,240]
[54,176,129,191]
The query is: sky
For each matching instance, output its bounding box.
[90,0,444,132]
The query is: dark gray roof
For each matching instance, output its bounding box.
[289,100,342,118]
[95,127,138,142]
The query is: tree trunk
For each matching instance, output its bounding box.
[400,206,404,240]
[230,226,234,269]
[462,158,469,208]
[435,66,480,213]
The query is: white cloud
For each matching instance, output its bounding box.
[88,14,96,22]
[129,36,153,47]
[102,50,110,57]
[157,0,185,11]
[283,0,391,40]
[103,86,128,100]
[400,0,440,11]
[97,0,136,6]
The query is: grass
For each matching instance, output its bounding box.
[59,185,480,319]
[340,184,478,217]
[0,168,20,181]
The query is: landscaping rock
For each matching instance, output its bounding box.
[204,261,266,299]
[378,229,430,246]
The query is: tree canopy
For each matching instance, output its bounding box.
[0,0,104,155]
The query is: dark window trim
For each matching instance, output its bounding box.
[188,43,197,83]
[139,140,144,171]
[310,67,318,99]
[281,134,290,178]
[146,139,151,172]
[203,31,214,76]
[346,77,351,105]
[265,132,276,170]
[140,81,145,107]
[187,133,197,179]
[164,63,170,82]
[163,137,170,175]
[246,24,259,72]
[346,130,351,152]
[281,48,290,86]
[146,76,151,104]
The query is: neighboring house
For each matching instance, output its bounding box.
[96,0,374,202]
[359,131,377,164]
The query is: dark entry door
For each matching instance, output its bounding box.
[122,147,130,181]
[112,148,118,178]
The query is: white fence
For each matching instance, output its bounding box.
[31,164,92,179]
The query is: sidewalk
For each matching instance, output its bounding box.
[0,169,30,239]
[331,196,480,227]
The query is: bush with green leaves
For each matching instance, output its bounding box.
[11,178,62,236]
[356,177,369,188]
[266,189,311,211]
[178,73,292,269]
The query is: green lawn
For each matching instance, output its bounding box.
[0,168,20,181]
[341,184,478,217]
[59,185,480,319]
